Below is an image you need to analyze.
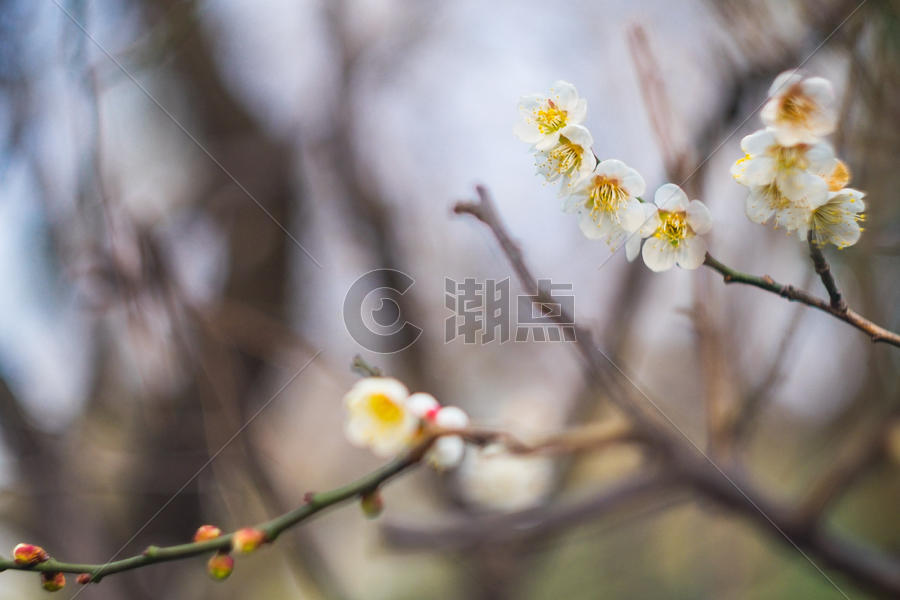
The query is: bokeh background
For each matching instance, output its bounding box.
[0,0,898,598]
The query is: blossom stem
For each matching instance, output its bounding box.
[703,254,900,348]
[806,232,847,312]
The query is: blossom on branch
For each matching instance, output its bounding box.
[564,158,646,247]
[636,183,712,272]
[12,543,49,565]
[534,124,597,188]
[731,128,835,235]
[810,188,866,249]
[761,71,837,146]
[207,553,234,580]
[428,406,470,470]
[514,80,588,151]
[41,572,65,592]
[344,378,418,457]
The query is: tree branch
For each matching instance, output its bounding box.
[703,254,900,347]
[807,232,848,312]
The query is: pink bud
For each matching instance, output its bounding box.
[207,553,234,580]
[231,528,266,554]
[193,525,222,543]
[13,543,49,565]
[41,572,65,592]
[76,573,91,585]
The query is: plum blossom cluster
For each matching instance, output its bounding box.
[344,377,470,469]
[731,71,866,248]
[515,81,712,271]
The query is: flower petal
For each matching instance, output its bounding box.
[642,237,676,272]
[625,232,642,262]
[768,71,803,97]
[687,200,712,235]
[676,237,707,270]
[654,183,689,212]
[740,129,776,156]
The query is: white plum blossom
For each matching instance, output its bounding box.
[344,377,417,458]
[459,444,554,512]
[637,184,712,272]
[731,128,836,234]
[534,124,597,189]
[514,81,588,151]
[761,71,837,146]
[428,406,469,470]
[564,159,646,247]
[810,188,866,249]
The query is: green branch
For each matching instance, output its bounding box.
[0,441,431,584]
[703,254,900,348]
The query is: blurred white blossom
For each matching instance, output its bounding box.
[761,71,837,146]
[810,188,866,249]
[428,406,470,470]
[459,444,554,512]
[344,377,418,457]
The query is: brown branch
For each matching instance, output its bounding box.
[704,254,900,348]
[807,232,849,312]
[382,471,676,550]
[454,185,900,597]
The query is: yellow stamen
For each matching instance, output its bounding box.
[548,136,583,176]
[586,176,627,221]
[367,393,404,425]
[654,210,689,247]
[534,98,568,134]
[779,88,815,125]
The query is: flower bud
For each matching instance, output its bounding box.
[360,491,383,519]
[207,553,234,581]
[13,543,49,565]
[231,528,266,554]
[76,573,91,585]
[41,572,65,592]
[193,525,222,543]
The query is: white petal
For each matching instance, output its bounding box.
[654,183,689,212]
[637,203,661,236]
[770,124,809,147]
[745,188,775,224]
[534,135,560,152]
[551,81,578,109]
[619,198,646,232]
[513,120,542,144]
[562,192,585,214]
[435,406,469,429]
[676,237,707,270]
[406,393,439,418]
[578,211,606,239]
[686,200,712,235]
[596,158,627,179]
[734,155,776,186]
[740,129,776,156]
[559,124,593,147]
[625,232,642,262]
[428,436,466,469]
[568,98,587,125]
[805,142,836,175]
[768,71,803,97]
[518,94,544,111]
[778,170,828,208]
[801,77,835,109]
[642,237,677,272]
[621,168,646,197]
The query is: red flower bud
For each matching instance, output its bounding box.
[207,553,234,580]
[193,525,222,543]
[76,573,91,585]
[360,491,383,519]
[41,571,65,592]
[231,528,266,554]
[13,543,49,565]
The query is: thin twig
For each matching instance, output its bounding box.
[703,254,900,347]
[807,232,848,312]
